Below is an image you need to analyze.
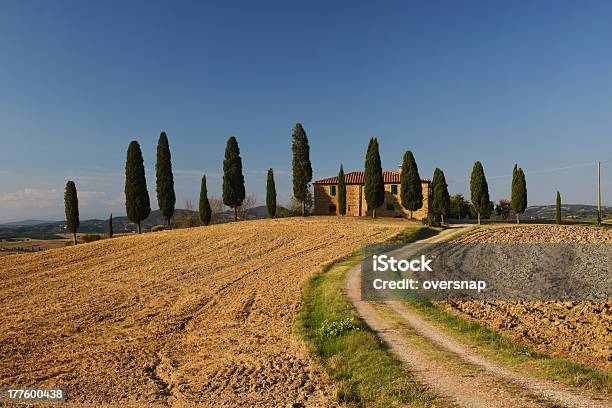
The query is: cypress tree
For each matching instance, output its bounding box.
[266,168,277,218]
[511,164,528,224]
[199,175,212,226]
[156,132,176,228]
[556,191,562,225]
[470,161,490,225]
[519,169,527,217]
[431,168,451,225]
[108,213,113,238]
[64,180,79,245]
[291,123,313,216]
[364,137,384,218]
[510,164,519,222]
[222,136,245,221]
[125,140,151,233]
[400,151,423,219]
[337,164,347,216]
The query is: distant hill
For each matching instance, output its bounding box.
[523,204,611,219]
[0,219,56,226]
[0,206,291,239]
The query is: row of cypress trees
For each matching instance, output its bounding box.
[64,123,314,238]
[62,125,533,239]
[334,137,529,225]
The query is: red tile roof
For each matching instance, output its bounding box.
[314,171,430,185]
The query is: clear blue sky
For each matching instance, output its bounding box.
[1,1,611,222]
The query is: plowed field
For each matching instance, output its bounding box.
[447,225,612,369]
[0,217,405,407]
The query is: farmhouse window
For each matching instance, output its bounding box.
[329,185,336,196]
[390,184,398,195]
[386,204,394,210]
[329,205,337,213]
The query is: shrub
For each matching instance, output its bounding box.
[421,214,440,227]
[316,317,360,339]
[82,234,102,243]
[151,225,166,232]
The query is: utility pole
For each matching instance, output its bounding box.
[597,161,602,226]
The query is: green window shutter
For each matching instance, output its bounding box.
[330,185,336,196]
[391,184,398,195]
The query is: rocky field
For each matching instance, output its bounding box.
[0,217,405,407]
[446,225,612,369]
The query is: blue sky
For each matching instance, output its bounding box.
[1,1,611,222]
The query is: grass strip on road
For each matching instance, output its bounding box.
[297,225,443,407]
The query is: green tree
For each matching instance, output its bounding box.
[266,168,277,218]
[156,132,176,228]
[223,136,245,221]
[400,151,423,219]
[64,180,79,245]
[364,137,384,218]
[337,164,347,216]
[449,194,471,219]
[291,123,313,216]
[338,164,346,215]
[518,168,527,219]
[125,140,151,233]
[470,161,490,225]
[556,191,562,225]
[108,213,113,238]
[431,168,450,224]
[495,199,511,220]
[511,164,528,224]
[199,175,212,226]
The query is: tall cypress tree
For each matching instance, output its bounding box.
[556,191,562,225]
[364,137,384,218]
[510,164,519,222]
[291,123,312,216]
[64,180,79,245]
[519,168,527,219]
[470,161,490,225]
[511,164,528,224]
[337,164,346,216]
[222,136,245,221]
[156,132,176,228]
[400,151,423,219]
[431,168,451,225]
[266,168,277,218]
[125,140,151,233]
[108,213,113,238]
[199,175,212,226]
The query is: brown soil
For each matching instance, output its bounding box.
[447,225,612,369]
[0,217,405,407]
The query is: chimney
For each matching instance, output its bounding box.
[397,164,403,173]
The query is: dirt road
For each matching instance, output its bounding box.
[347,226,612,408]
[0,217,406,407]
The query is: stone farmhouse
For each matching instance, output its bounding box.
[313,166,431,219]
